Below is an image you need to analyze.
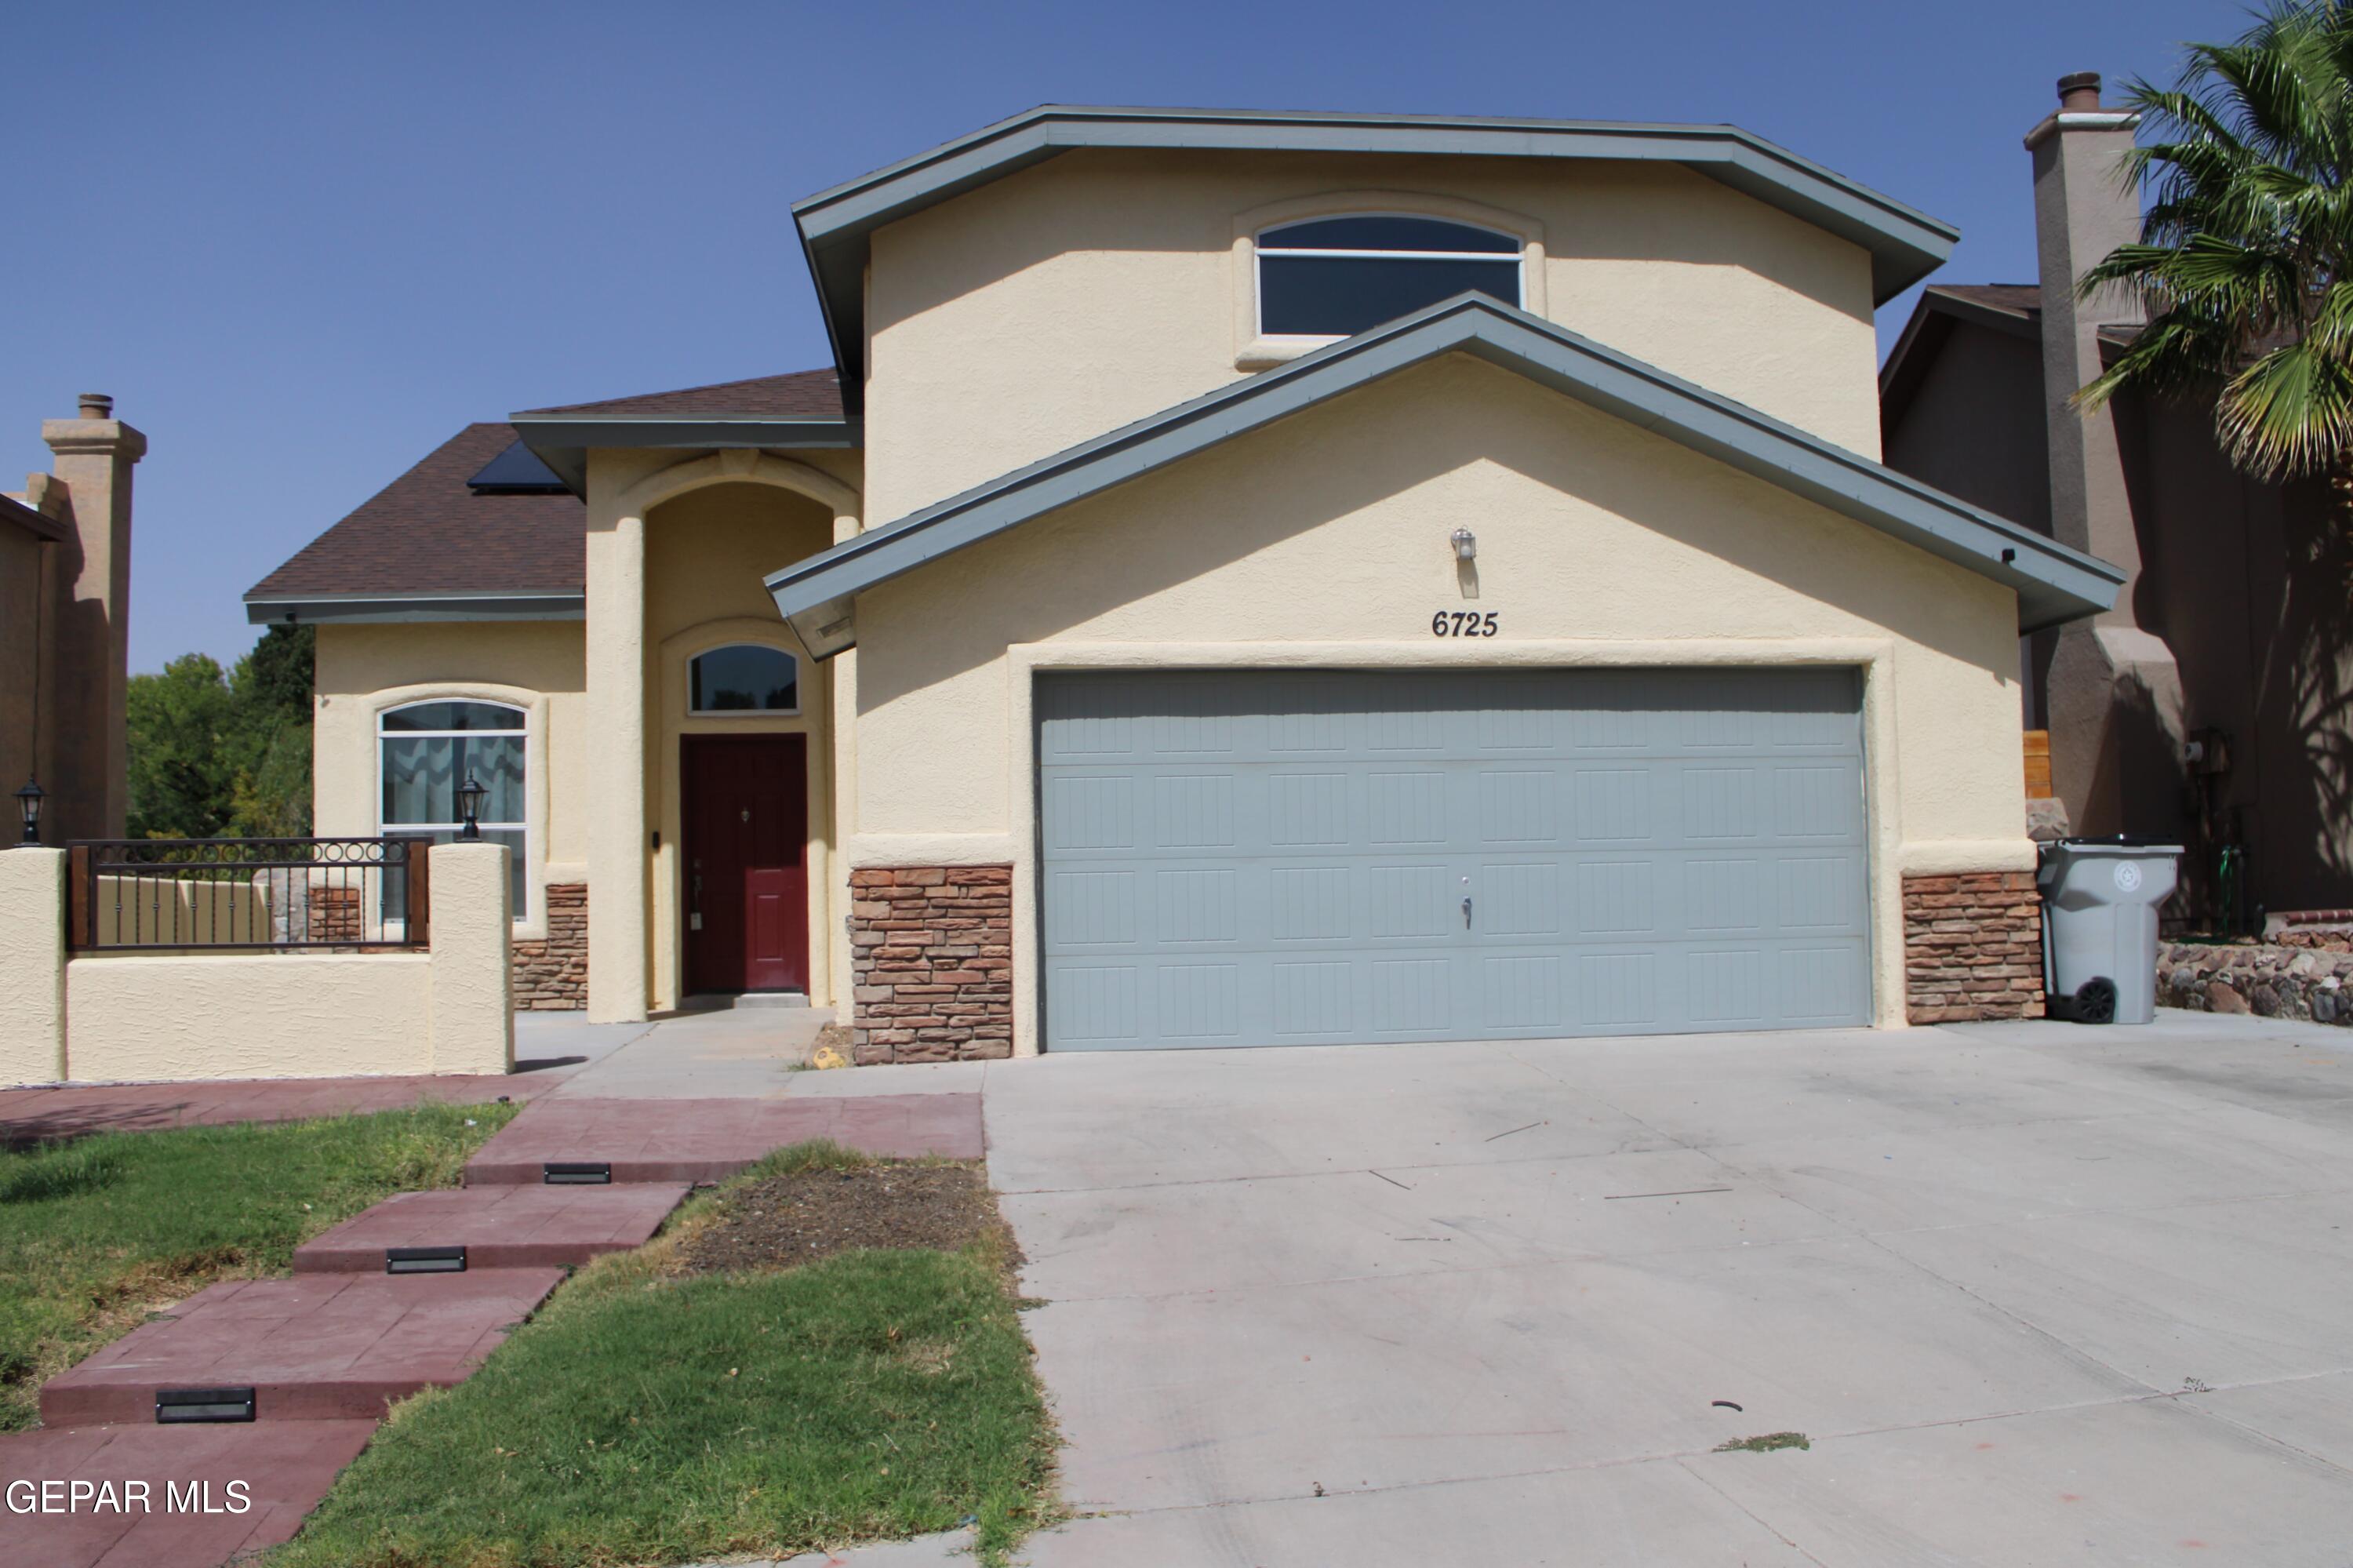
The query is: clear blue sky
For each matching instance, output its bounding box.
[5,0,2246,674]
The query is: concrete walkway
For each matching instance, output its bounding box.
[989,1014,2353,1565]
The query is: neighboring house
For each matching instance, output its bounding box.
[4,394,145,846]
[249,106,2122,1056]
[1881,72,2344,925]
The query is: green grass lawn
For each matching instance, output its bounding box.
[0,1101,518,1431]
[270,1147,1059,1568]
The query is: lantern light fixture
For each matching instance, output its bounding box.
[1450,526,1477,562]
[456,772,488,842]
[14,779,43,846]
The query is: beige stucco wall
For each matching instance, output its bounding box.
[864,147,1882,528]
[2,843,513,1085]
[0,849,67,1082]
[644,480,840,1012]
[66,952,437,1080]
[314,621,587,939]
[849,353,2031,1051]
[574,447,864,1020]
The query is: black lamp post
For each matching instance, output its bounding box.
[456,771,487,842]
[14,780,42,846]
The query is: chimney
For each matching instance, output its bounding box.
[2025,74,2187,841]
[41,393,146,841]
[2026,71,2144,575]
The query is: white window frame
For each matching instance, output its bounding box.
[1253,212,1527,344]
[686,643,802,718]
[375,698,530,925]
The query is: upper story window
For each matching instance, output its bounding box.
[690,645,799,715]
[379,700,527,919]
[1256,216,1522,340]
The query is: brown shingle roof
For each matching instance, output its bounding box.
[1931,283,2042,318]
[246,423,584,601]
[515,369,844,420]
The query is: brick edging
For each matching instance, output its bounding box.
[848,866,1013,1064]
[1903,871,2044,1023]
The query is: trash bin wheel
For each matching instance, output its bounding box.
[2068,977,2118,1025]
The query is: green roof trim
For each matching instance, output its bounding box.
[795,104,1961,402]
[766,294,2120,657]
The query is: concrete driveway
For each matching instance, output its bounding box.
[980,1014,2353,1564]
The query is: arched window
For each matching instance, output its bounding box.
[1257,215,1522,340]
[378,700,528,918]
[689,645,799,715]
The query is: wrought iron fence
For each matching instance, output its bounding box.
[65,838,431,952]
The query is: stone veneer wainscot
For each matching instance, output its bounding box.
[1902,871,2045,1023]
[848,866,1013,1064]
[511,883,587,1010]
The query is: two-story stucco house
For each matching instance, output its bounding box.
[247,106,2125,1060]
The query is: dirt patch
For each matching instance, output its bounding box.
[680,1161,1006,1275]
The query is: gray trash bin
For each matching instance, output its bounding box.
[2036,837,2182,1024]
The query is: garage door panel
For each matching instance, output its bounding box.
[1039,669,1869,1049]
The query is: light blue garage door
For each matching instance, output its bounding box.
[1036,668,1871,1050]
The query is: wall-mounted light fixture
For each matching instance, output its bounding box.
[1451,526,1477,562]
[456,771,488,841]
[13,780,42,846]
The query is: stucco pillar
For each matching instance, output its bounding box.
[0,848,68,1084]
[427,842,515,1074]
[2028,74,2185,835]
[584,477,650,1022]
[41,398,146,843]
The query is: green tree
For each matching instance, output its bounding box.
[124,625,314,839]
[227,624,315,837]
[2077,2,2353,489]
[125,654,239,839]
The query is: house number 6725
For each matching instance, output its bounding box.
[1431,611,1500,637]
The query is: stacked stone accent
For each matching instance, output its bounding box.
[2160,940,2353,1024]
[1902,871,2045,1022]
[511,883,587,1010]
[848,865,1013,1064]
[305,883,363,944]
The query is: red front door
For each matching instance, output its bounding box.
[682,734,808,994]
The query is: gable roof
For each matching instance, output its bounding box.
[0,490,66,544]
[1877,283,2148,432]
[245,423,587,624]
[795,105,1961,402]
[509,369,855,495]
[515,369,845,420]
[767,294,2122,657]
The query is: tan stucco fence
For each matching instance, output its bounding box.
[0,842,514,1085]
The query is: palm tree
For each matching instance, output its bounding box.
[2076,2,2353,496]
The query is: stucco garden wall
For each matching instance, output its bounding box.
[863,147,1882,527]
[0,843,513,1085]
[848,353,2033,1052]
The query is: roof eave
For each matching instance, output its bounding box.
[768,294,2117,656]
[243,591,587,626]
[506,416,864,497]
[0,491,67,543]
[795,106,1959,402]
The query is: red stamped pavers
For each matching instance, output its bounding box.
[463,1093,984,1184]
[38,1269,563,1427]
[0,1419,378,1568]
[293,1181,689,1272]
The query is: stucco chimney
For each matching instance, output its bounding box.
[2024,73,2184,837]
[41,395,147,841]
[2026,71,2143,569]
